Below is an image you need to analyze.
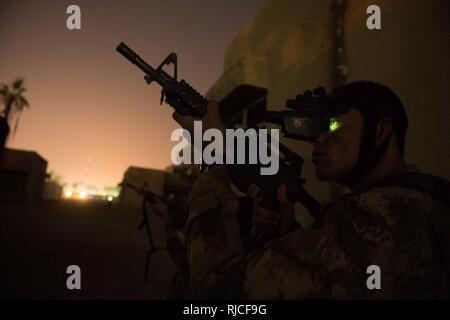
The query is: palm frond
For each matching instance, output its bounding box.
[12,95,29,110]
[13,96,23,110]
[12,78,24,90]
[20,96,30,108]
[1,79,29,134]
[12,112,22,138]
[0,84,9,97]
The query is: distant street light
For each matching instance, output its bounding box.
[79,191,87,200]
[64,190,73,198]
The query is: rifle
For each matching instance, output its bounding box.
[116,42,321,218]
[119,182,160,283]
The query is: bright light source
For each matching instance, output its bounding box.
[107,196,114,202]
[64,190,73,198]
[79,191,87,200]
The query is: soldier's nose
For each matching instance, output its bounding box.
[310,132,327,145]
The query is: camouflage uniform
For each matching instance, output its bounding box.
[166,165,450,299]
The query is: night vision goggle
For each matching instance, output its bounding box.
[266,87,352,141]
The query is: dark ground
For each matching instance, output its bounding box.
[0,200,176,299]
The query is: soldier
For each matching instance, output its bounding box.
[152,81,450,299]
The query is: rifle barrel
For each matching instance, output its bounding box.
[116,42,173,86]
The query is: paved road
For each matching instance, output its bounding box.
[0,200,176,299]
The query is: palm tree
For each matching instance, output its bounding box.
[0,78,30,148]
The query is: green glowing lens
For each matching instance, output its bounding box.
[328,117,342,133]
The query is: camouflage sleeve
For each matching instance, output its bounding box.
[242,191,398,299]
[183,165,243,298]
[211,190,398,299]
[174,179,449,299]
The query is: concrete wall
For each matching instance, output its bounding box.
[43,179,63,201]
[118,166,166,210]
[0,148,47,202]
[118,165,197,211]
[118,165,196,252]
[207,0,450,203]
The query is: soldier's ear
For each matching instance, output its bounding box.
[374,118,393,146]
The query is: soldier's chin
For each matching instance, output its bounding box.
[314,166,335,181]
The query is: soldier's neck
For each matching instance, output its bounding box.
[351,146,408,193]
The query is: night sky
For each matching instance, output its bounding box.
[0,0,265,190]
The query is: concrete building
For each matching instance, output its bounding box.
[0,148,47,202]
[43,178,63,201]
[118,166,166,210]
[119,165,197,209]
[206,0,450,203]
[118,164,198,248]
